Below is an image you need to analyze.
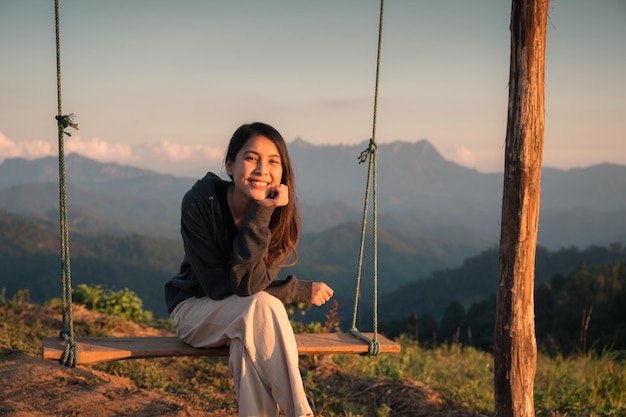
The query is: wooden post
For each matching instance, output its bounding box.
[494,1,548,416]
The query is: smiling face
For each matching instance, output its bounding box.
[225,135,283,205]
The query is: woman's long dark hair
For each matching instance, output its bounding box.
[225,122,300,266]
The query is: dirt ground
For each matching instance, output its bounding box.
[1,304,234,417]
[0,353,488,417]
[0,304,488,416]
[0,351,224,417]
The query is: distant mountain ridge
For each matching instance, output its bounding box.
[1,139,625,249]
[2,140,626,323]
[0,153,190,202]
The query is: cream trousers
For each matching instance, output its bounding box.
[171,292,313,417]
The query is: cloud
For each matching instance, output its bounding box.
[148,140,224,162]
[0,131,55,159]
[447,144,478,167]
[65,136,136,162]
[0,131,224,177]
[132,140,224,176]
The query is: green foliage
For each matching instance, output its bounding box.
[384,258,626,356]
[536,261,626,354]
[0,287,31,308]
[535,351,626,416]
[377,242,626,327]
[73,284,154,323]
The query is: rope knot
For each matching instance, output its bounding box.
[60,330,78,368]
[55,114,79,136]
[357,138,377,164]
[368,339,381,356]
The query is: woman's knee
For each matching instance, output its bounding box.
[249,291,285,316]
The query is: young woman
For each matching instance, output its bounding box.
[165,122,334,417]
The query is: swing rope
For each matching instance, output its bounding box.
[349,0,385,356]
[45,0,396,366]
[54,0,79,368]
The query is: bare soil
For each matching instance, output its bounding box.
[0,304,487,416]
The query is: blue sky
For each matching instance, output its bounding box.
[1,0,625,177]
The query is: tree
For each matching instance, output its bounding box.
[494,1,549,416]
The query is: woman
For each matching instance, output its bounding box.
[165,122,334,417]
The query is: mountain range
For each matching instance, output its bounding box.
[1,139,625,322]
[2,139,625,249]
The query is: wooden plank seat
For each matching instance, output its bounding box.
[43,333,401,365]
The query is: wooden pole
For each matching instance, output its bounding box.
[494,1,548,416]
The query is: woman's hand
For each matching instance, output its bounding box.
[257,184,289,208]
[311,282,334,306]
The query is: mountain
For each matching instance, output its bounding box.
[2,141,626,250]
[290,138,502,216]
[0,153,190,202]
[373,242,626,326]
[1,140,626,322]
[0,208,479,322]
[3,205,624,332]
[0,209,181,318]
[0,182,180,238]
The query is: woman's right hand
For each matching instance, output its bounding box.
[311,282,334,306]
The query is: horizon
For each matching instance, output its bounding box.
[1,137,624,180]
[1,1,625,176]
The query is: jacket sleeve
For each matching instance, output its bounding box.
[230,203,312,303]
[180,190,232,300]
[181,189,312,304]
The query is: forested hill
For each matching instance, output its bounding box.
[375,243,626,324]
[0,208,483,320]
[2,208,625,340]
[0,210,181,318]
[380,253,626,355]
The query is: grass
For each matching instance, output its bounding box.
[333,335,494,414]
[534,351,626,416]
[333,334,626,416]
[1,294,625,416]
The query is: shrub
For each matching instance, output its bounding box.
[72,284,153,323]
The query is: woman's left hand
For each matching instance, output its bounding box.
[258,184,289,208]
[311,282,334,306]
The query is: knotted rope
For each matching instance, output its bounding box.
[349,0,384,356]
[54,0,78,367]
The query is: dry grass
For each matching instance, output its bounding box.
[0,301,487,417]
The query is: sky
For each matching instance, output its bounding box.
[1,0,625,177]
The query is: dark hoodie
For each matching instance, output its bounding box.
[164,172,312,314]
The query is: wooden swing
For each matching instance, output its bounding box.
[42,0,399,367]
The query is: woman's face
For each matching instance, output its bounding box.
[226,135,283,203]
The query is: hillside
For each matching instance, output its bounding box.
[0,210,181,318]
[0,209,483,322]
[1,142,626,327]
[375,243,626,324]
[3,208,626,331]
[0,300,484,417]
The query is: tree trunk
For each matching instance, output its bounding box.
[494,1,548,416]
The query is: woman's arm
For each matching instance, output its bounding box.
[229,203,310,299]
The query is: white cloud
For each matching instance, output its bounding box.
[0,131,55,159]
[133,140,225,176]
[446,144,478,167]
[149,140,224,162]
[0,131,224,177]
[65,136,136,162]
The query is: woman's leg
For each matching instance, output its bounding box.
[170,293,313,417]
